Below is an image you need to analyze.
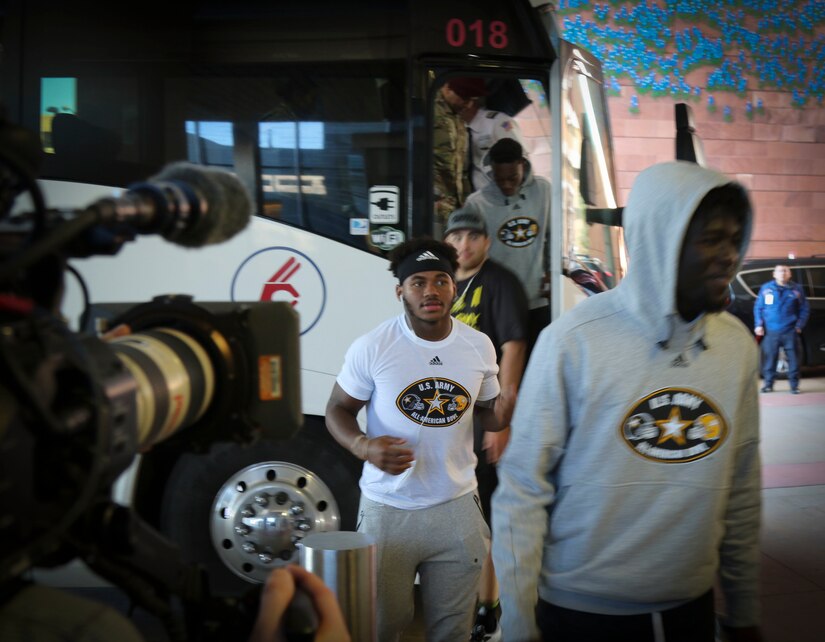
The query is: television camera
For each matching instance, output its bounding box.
[0,113,302,640]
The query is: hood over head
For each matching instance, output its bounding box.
[619,161,753,346]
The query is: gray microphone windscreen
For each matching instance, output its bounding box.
[151,162,253,247]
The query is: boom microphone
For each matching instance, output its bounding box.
[88,161,253,248]
[0,162,253,298]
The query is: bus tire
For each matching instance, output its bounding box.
[158,417,361,597]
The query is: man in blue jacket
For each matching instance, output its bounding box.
[754,264,810,394]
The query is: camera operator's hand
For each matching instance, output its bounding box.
[248,565,351,642]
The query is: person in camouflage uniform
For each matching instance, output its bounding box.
[433,77,486,227]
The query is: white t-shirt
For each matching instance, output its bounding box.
[337,315,500,509]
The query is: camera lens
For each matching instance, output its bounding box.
[109,328,215,449]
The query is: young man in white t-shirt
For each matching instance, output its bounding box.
[325,238,514,642]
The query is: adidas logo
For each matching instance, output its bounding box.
[417,251,439,262]
[671,354,688,367]
[429,356,443,366]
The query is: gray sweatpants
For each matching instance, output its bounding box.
[357,491,489,642]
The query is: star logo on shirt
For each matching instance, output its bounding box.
[424,391,448,415]
[619,387,728,463]
[655,407,691,446]
[395,378,473,427]
[498,217,539,248]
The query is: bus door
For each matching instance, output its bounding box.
[425,69,554,240]
[426,65,626,316]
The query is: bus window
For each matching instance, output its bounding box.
[41,76,149,187]
[41,67,407,254]
[167,71,405,253]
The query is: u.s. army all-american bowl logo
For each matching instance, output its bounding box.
[497,216,538,248]
[397,378,471,427]
[620,387,728,463]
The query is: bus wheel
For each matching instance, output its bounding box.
[158,419,361,596]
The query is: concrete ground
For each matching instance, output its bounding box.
[753,373,825,642]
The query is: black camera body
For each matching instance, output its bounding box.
[0,115,301,640]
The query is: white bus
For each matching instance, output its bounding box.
[1,0,624,599]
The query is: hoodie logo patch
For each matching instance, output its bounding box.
[619,387,727,463]
[497,217,539,248]
[397,378,471,426]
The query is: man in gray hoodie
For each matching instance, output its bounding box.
[492,162,763,642]
[461,138,551,348]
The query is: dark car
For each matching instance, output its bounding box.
[727,257,825,375]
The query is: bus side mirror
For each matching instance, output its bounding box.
[585,207,623,227]
[675,103,706,165]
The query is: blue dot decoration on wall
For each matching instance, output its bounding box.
[557,0,825,120]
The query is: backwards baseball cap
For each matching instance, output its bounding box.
[447,77,487,101]
[395,248,455,284]
[444,208,487,236]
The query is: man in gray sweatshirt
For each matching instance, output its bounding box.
[461,138,551,349]
[492,162,763,642]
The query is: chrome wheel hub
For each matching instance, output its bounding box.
[210,461,339,583]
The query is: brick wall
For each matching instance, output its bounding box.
[608,90,825,260]
[557,2,825,261]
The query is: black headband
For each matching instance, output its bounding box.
[396,249,455,284]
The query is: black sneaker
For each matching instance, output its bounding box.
[791,388,801,395]
[760,385,773,393]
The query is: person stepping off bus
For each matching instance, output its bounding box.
[325,238,515,642]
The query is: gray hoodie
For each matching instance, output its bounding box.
[462,161,551,309]
[492,162,761,640]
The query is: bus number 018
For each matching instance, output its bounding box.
[445,18,508,49]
